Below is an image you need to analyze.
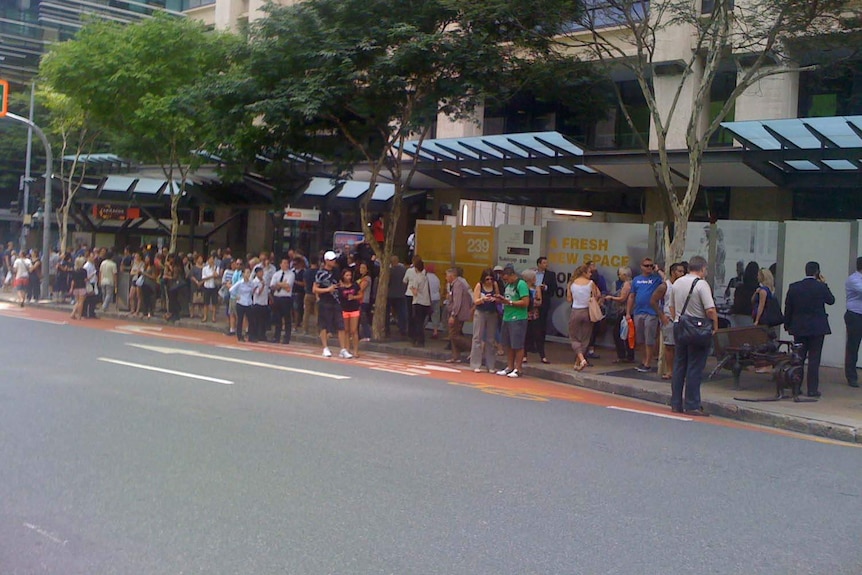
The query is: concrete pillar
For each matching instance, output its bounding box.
[246,208,270,253]
[435,106,483,139]
[214,0,246,31]
[734,67,799,121]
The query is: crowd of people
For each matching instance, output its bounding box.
[3,238,859,410]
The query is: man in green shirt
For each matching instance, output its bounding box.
[496,265,531,378]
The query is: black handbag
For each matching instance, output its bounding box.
[757,291,784,327]
[673,278,713,347]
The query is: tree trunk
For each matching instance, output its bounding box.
[371,261,392,341]
[170,186,181,254]
[59,204,70,254]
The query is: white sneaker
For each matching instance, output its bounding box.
[474,368,484,373]
[339,348,354,359]
[496,368,512,376]
[322,347,332,358]
[506,369,521,378]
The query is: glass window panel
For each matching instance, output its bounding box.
[822,160,857,170]
[302,177,337,196]
[785,160,820,171]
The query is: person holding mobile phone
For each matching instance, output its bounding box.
[784,261,835,398]
[470,268,500,372]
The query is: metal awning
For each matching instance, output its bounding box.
[401,131,614,190]
[720,116,862,189]
[298,177,395,202]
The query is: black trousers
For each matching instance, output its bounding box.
[252,304,269,342]
[796,334,825,394]
[845,310,862,384]
[236,303,252,341]
[83,291,98,318]
[273,297,293,343]
[412,303,429,345]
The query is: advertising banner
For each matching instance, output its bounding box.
[496,225,543,271]
[332,231,365,255]
[545,221,650,336]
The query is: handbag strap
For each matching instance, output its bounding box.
[679,278,700,316]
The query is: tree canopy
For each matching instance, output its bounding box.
[40,14,241,251]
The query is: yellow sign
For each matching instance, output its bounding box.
[454,226,495,287]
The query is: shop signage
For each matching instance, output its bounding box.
[92,205,141,220]
[284,207,321,221]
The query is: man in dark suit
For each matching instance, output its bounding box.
[784,261,835,397]
[536,256,558,362]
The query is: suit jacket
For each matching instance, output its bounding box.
[784,277,835,337]
[540,268,558,310]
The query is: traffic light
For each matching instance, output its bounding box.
[0,80,7,118]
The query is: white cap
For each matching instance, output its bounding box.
[324,250,337,261]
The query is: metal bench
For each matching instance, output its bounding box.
[708,326,794,390]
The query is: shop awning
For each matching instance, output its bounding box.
[720,116,862,189]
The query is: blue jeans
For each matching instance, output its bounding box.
[671,339,710,411]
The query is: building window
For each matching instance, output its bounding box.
[798,61,862,118]
[708,70,736,147]
[701,0,734,14]
[615,80,650,150]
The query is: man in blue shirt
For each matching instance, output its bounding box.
[626,257,663,372]
[844,257,862,388]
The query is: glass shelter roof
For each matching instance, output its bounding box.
[720,116,862,188]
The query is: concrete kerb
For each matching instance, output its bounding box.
[11,297,862,444]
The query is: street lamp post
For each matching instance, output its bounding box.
[4,112,53,299]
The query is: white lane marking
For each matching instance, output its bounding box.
[113,324,202,341]
[217,345,250,351]
[23,523,68,546]
[607,406,692,421]
[415,364,462,373]
[126,343,350,380]
[97,357,234,385]
[0,314,67,325]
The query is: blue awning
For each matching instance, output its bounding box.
[720,116,862,188]
[299,177,395,202]
[401,131,598,182]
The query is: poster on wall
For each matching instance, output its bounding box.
[545,221,650,337]
[496,225,543,271]
[655,220,779,322]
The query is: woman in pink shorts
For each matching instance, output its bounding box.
[337,269,362,358]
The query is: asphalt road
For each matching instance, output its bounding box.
[1,311,861,575]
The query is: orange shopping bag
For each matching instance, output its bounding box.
[627,317,636,349]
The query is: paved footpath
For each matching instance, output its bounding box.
[5,292,862,444]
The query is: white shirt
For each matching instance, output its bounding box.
[411,270,431,306]
[202,263,219,289]
[403,266,418,297]
[252,276,268,306]
[84,260,97,285]
[13,257,30,279]
[99,259,117,286]
[271,268,295,298]
[427,272,441,303]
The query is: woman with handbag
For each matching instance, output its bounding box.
[752,268,782,330]
[566,264,600,371]
[69,257,88,320]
